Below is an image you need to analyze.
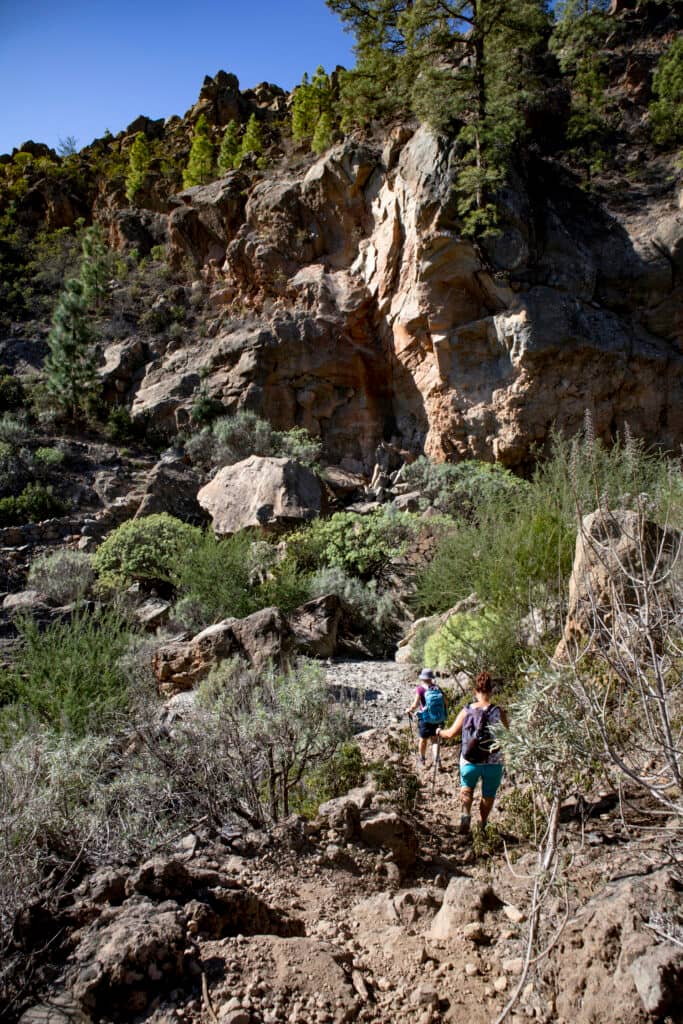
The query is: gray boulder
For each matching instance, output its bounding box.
[198,455,322,536]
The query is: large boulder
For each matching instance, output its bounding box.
[152,606,292,695]
[168,172,248,267]
[555,507,679,661]
[553,868,682,1024]
[197,455,322,535]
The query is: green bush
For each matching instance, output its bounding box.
[424,609,521,678]
[34,446,65,468]
[255,554,311,614]
[401,457,525,519]
[0,412,31,446]
[650,37,683,146]
[186,411,322,470]
[92,513,201,589]
[288,508,418,580]
[27,549,94,604]
[105,405,138,442]
[212,409,275,463]
[0,482,68,527]
[0,369,24,412]
[290,741,365,818]
[309,565,397,649]
[174,530,257,625]
[0,609,133,737]
[197,656,352,821]
[272,426,322,468]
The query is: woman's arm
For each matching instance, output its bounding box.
[405,692,421,715]
[500,708,509,729]
[438,707,467,741]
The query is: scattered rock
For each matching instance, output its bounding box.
[359,812,418,869]
[429,877,501,939]
[629,943,683,1017]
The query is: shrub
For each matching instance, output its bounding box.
[290,741,365,818]
[0,609,133,737]
[196,656,352,821]
[0,482,68,526]
[212,409,275,463]
[255,554,311,614]
[0,412,31,446]
[423,609,521,678]
[401,457,525,519]
[288,508,418,581]
[0,368,24,412]
[191,391,224,427]
[650,37,683,146]
[309,565,397,649]
[34,446,65,468]
[105,406,138,443]
[273,426,322,468]
[186,412,322,470]
[27,549,94,604]
[174,530,257,625]
[92,513,201,589]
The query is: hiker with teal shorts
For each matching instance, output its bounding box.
[406,668,447,769]
[437,671,508,834]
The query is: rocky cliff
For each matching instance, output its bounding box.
[125,121,681,471]
[2,4,682,475]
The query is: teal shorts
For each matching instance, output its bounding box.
[460,762,504,798]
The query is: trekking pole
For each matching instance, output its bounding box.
[406,711,415,741]
[432,733,441,793]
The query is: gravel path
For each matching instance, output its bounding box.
[325,659,423,732]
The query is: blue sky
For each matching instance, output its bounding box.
[0,0,355,156]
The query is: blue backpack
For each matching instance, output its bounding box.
[419,685,446,725]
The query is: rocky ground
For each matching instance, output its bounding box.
[11,659,682,1024]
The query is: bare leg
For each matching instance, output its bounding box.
[461,787,474,816]
[418,737,428,762]
[480,796,495,826]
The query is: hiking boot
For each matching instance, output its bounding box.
[417,755,427,769]
[458,814,471,834]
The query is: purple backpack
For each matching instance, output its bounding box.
[462,705,497,764]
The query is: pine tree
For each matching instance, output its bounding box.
[239,114,264,163]
[327,0,550,236]
[45,278,99,420]
[326,1,412,125]
[125,132,151,203]
[292,67,337,151]
[80,225,111,310]
[292,73,315,141]
[183,114,215,187]
[549,0,612,173]
[650,37,683,146]
[217,120,241,173]
[312,111,334,154]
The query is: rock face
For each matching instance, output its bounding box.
[197,455,322,535]
[122,108,683,469]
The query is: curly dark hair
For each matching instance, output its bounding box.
[475,671,493,694]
